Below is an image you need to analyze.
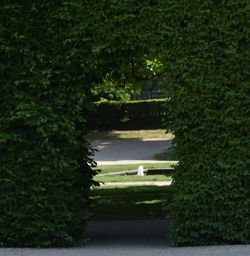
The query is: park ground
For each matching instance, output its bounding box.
[88,129,176,220]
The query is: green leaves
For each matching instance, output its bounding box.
[89,99,169,130]
[1,0,249,247]
[163,0,250,246]
[0,1,96,247]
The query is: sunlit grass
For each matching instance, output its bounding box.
[87,129,174,140]
[154,147,178,161]
[94,174,172,183]
[95,162,176,174]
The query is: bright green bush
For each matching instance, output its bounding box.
[161,0,250,246]
[89,99,168,130]
[0,2,97,247]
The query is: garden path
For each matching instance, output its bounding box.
[92,138,172,165]
[1,220,249,256]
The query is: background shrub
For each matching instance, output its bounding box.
[160,0,250,246]
[88,99,169,130]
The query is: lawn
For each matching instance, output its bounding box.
[95,162,176,175]
[87,129,174,141]
[90,185,173,220]
[154,147,178,161]
[88,129,175,221]
[94,174,172,183]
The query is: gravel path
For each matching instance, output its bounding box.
[91,139,173,165]
[100,181,172,186]
[1,220,249,256]
[1,245,249,256]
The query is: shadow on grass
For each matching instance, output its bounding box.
[87,130,124,140]
[86,129,172,141]
[154,146,178,161]
[90,185,173,221]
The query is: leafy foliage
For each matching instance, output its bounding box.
[89,99,168,130]
[161,0,250,245]
[90,58,164,101]
[0,0,164,247]
[90,78,137,101]
[1,0,249,247]
[84,0,165,102]
[0,1,98,247]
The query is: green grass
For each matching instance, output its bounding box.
[154,147,178,161]
[90,185,173,220]
[87,129,173,140]
[88,130,175,220]
[94,174,172,183]
[95,162,176,175]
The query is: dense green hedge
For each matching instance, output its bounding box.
[1,0,249,248]
[0,0,163,247]
[88,99,168,130]
[161,0,250,246]
[0,2,98,247]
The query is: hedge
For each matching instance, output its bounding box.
[161,0,250,246]
[0,0,162,247]
[0,0,163,247]
[0,2,97,247]
[88,99,168,130]
[1,0,249,248]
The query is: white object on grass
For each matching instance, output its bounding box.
[137,165,144,176]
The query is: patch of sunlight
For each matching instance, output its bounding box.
[135,199,163,205]
[90,196,102,200]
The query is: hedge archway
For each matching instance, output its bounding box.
[0,0,249,247]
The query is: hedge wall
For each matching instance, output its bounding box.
[1,0,249,248]
[161,0,250,246]
[88,99,168,130]
[0,0,164,247]
[0,2,97,247]
[0,0,162,247]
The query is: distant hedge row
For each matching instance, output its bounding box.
[88,99,168,130]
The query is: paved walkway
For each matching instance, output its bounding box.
[97,160,176,165]
[100,181,172,186]
[92,139,173,165]
[1,245,249,256]
[1,220,249,256]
